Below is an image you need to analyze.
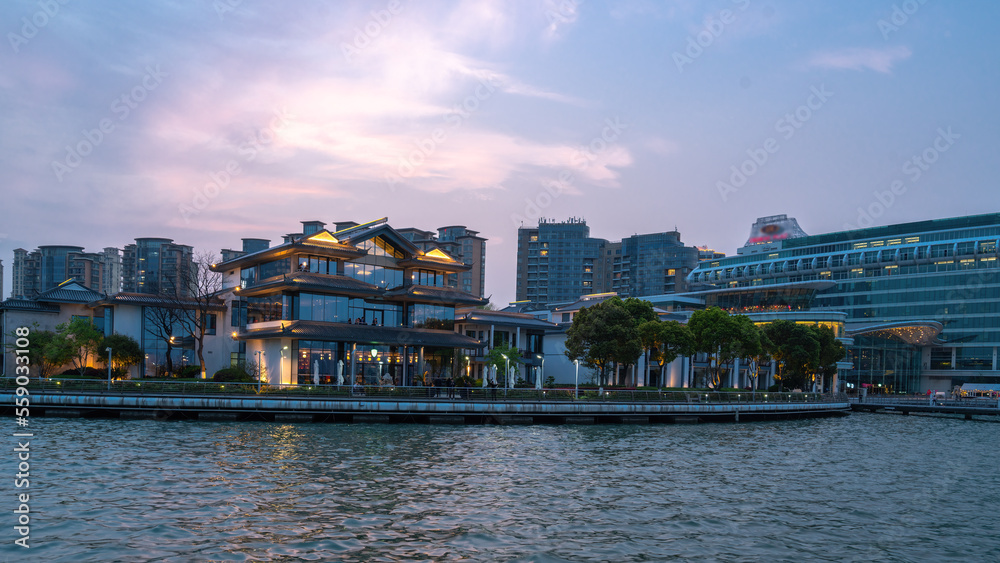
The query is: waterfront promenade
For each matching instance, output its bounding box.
[2,378,849,425]
[851,395,1000,421]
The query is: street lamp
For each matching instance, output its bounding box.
[106,347,113,391]
[574,359,580,399]
[255,349,265,392]
[500,353,509,396]
[536,354,544,390]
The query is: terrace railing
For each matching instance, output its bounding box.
[1,377,846,404]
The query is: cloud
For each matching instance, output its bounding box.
[807,46,912,73]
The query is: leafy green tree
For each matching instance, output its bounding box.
[763,320,819,390]
[100,333,144,380]
[6,326,73,378]
[637,319,662,386]
[688,307,741,388]
[485,344,520,387]
[806,325,846,391]
[746,324,773,393]
[57,317,104,375]
[639,319,695,387]
[728,315,762,388]
[564,297,643,385]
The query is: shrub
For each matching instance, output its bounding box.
[212,367,256,383]
[176,365,202,378]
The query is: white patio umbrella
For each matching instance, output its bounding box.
[313,360,319,386]
[336,360,345,386]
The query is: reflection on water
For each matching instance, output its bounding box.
[16,415,1000,562]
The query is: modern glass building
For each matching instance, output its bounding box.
[688,213,1000,393]
[214,219,486,386]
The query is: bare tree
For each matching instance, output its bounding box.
[164,251,225,379]
[144,304,184,376]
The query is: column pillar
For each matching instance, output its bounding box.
[418,346,425,385]
[401,345,408,386]
[350,342,357,385]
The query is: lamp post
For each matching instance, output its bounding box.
[536,354,544,390]
[574,358,580,399]
[255,349,265,392]
[106,347,113,391]
[500,353,509,397]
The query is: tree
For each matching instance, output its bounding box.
[144,304,185,376]
[100,333,144,380]
[688,307,741,388]
[639,319,695,387]
[619,298,658,385]
[168,251,225,379]
[485,344,520,387]
[564,297,643,386]
[746,324,773,393]
[57,317,104,375]
[6,325,73,378]
[763,320,819,390]
[729,315,762,389]
[637,319,662,387]
[807,325,846,392]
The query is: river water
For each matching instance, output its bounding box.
[4,413,998,562]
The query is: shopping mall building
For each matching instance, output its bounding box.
[682,213,1000,394]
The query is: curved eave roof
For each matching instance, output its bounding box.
[87,292,228,312]
[383,285,487,306]
[236,273,382,298]
[396,257,471,272]
[0,299,60,313]
[212,240,365,271]
[846,320,944,346]
[240,320,484,348]
[456,310,558,330]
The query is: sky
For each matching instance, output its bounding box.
[2,0,999,306]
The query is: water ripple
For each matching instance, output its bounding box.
[8,414,999,562]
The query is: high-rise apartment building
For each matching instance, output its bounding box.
[398,225,487,298]
[11,245,119,298]
[122,238,195,297]
[515,218,607,305]
[515,218,700,305]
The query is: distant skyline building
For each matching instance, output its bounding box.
[10,245,120,299]
[121,238,194,297]
[515,218,700,305]
[399,225,487,298]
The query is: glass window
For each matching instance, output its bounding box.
[408,303,455,330]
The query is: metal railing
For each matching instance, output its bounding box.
[0,378,846,404]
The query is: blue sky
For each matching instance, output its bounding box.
[2,0,998,305]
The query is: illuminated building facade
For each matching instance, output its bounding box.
[215,218,485,386]
[688,213,1000,393]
